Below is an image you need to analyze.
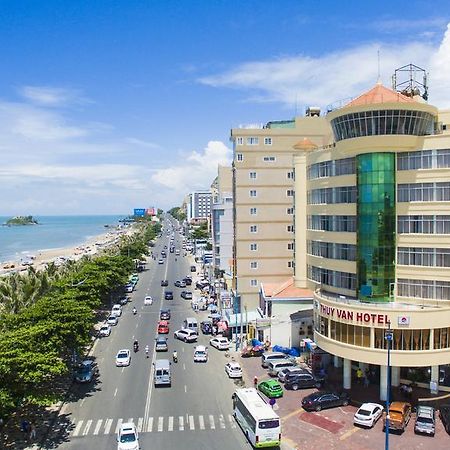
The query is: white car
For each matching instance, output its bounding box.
[111,304,122,317]
[117,422,139,450]
[193,345,208,362]
[116,349,131,367]
[158,259,164,265]
[99,324,111,337]
[209,337,230,350]
[225,361,243,378]
[174,328,198,343]
[353,402,384,428]
[107,315,119,326]
[144,296,153,306]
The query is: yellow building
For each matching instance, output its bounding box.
[294,82,450,398]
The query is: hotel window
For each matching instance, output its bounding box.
[247,137,259,145]
[249,190,257,197]
[264,137,272,145]
[398,279,450,300]
[250,261,258,269]
[437,149,450,168]
[397,247,450,267]
[288,261,295,268]
[263,156,276,162]
[250,225,258,233]
[250,243,258,251]
[287,207,294,215]
[236,153,243,162]
[287,171,295,179]
[236,137,244,145]
[250,279,258,287]
[287,225,295,232]
[287,189,295,197]
[249,171,257,179]
[397,150,432,170]
[287,242,294,250]
[250,207,257,215]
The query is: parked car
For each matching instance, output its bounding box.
[284,371,324,390]
[439,404,450,434]
[302,391,350,412]
[174,328,198,343]
[111,304,122,317]
[267,360,297,377]
[99,324,111,337]
[383,402,412,432]
[160,309,171,320]
[144,296,153,306]
[164,291,174,300]
[258,380,284,399]
[414,405,435,436]
[183,277,192,286]
[174,280,181,287]
[209,337,230,350]
[193,345,208,362]
[201,320,213,334]
[190,265,196,272]
[155,337,168,352]
[353,403,384,428]
[74,360,97,383]
[118,296,129,306]
[225,361,243,378]
[158,320,169,334]
[116,349,131,367]
[181,290,193,300]
[117,422,139,450]
[107,315,118,326]
[261,352,289,368]
[161,279,168,286]
[125,284,134,293]
[278,367,309,383]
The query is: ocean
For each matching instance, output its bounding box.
[0,215,126,263]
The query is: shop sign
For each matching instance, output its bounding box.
[397,316,410,326]
[320,304,389,325]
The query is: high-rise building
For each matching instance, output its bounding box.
[294,79,450,397]
[185,190,212,224]
[230,115,331,310]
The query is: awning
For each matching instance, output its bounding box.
[225,309,263,327]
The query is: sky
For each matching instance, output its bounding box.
[0,0,449,215]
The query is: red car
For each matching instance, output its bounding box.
[158,320,169,334]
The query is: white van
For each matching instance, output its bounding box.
[261,352,289,368]
[267,359,297,377]
[183,317,198,333]
[154,359,171,387]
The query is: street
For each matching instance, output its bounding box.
[52,223,250,450]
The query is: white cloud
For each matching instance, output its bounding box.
[125,137,161,149]
[19,86,89,107]
[151,140,232,195]
[199,22,450,110]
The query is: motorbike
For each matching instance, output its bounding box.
[132,308,137,315]
[173,352,178,363]
[133,343,139,352]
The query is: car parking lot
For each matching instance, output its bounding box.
[237,350,450,450]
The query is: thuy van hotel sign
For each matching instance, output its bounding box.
[320,304,389,325]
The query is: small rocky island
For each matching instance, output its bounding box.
[4,215,39,226]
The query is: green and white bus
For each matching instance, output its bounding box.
[232,388,281,448]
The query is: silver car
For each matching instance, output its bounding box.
[414,405,435,436]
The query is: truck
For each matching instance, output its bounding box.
[383,402,412,432]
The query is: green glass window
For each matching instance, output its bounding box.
[357,153,396,302]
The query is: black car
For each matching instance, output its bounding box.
[118,296,129,306]
[440,404,450,434]
[195,281,209,290]
[301,391,350,412]
[183,277,192,286]
[161,280,169,287]
[160,309,171,320]
[201,320,213,334]
[284,372,324,390]
[180,290,193,300]
[190,265,197,272]
[164,291,174,300]
[74,360,97,383]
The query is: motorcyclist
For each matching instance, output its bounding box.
[172,350,178,362]
[145,345,150,357]
[133,340,139,351]
[132,307,137,315]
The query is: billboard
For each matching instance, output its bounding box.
[146,207,156,216]
[134,208,145,217]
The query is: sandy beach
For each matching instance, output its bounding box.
[0,226,136,276]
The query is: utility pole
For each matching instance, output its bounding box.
[385,322,393,450]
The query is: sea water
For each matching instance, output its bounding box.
[0,215,125,263]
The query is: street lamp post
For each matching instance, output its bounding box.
[384,322,393,450]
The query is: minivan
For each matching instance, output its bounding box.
[183,317,198,333]
[154,359,171,387]
[267,359,297,377]
[261,352,289,368]
[414,405,435,436]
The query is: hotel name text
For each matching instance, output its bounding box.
[320,305,389,325]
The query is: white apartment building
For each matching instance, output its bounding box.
[186,190,212,224]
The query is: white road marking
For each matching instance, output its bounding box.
[93,419,102,435]
[80,399,85,408]
[158,416,164,432]
[199,415,205,430]
[179,416,184,431]
[209,415,215,430]
[135,323,138,328]
[184,385,187,393]
[72,420,83,436]
[219,414,226,429]
[114,388,118,397]
[115,418,123,434]
[228,414,236,428]
[189,415,195,430]
[104,419,113,434]
[183,363,186,370]
[146,417,153,432]
[127,417,133,424]
[168,416,174,431]
[82,419,92,435]
[137,417,143,432]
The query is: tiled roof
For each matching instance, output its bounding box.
[263,278,313,299]
[345,82,415,108]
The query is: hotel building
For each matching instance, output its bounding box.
[294,81,450,397]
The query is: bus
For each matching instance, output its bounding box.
[232,388,281,448]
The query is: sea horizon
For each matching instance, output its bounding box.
[0,215,127,263]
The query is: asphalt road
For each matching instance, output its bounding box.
[52,219,250,450]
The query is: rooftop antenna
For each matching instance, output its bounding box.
[392,63,428,101]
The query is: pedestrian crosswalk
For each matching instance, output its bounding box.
[69,413,236,437]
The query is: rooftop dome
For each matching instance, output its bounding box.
[293,137,318,151]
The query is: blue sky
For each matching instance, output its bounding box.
[0,0,449,214]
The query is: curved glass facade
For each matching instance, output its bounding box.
[331,109,435,141]
[357,153,396,302]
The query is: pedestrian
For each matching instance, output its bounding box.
[356,368,363,385]
[29,423,36,441]
[253,376,258,388]
[363,375,370,388]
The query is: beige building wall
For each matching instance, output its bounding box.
[231,117,332,309]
